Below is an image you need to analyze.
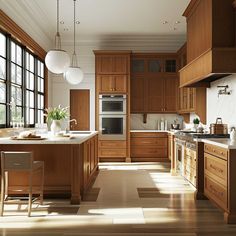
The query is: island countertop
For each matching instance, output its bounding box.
[0,131,98,145]
[197,138,236,149]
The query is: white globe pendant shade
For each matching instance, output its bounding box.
[64,66,84,85]
[45,49,70,74]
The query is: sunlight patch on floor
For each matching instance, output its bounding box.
[88,207,145,224]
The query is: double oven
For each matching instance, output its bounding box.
[99,95,126,140]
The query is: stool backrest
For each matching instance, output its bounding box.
[1,151,33,172]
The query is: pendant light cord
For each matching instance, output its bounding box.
[57,0,59,33]
[72,0,78,67]
[55,0,61,50]
[73,0,76,54]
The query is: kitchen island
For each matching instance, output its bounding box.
[0,131,98,204]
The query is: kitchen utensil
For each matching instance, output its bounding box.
[210,118,228,134]
[171,124,180,130]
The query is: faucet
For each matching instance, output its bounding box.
[66,119,78,133]
[217,85,231,97]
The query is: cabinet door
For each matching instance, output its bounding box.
[96,55,128,74]
[96,56,113,74]
[97,75,113,93]
[165,59,176,72]
[146,77,164,112]
[188,88,196,111]
[113,56,128,74]
[131,77,145,112]
[131,59,145,74]
[148,59,162,73]
[114,75,127,93]
[179,87,188,111]
[164,76,178,112]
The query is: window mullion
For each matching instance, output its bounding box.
[6,34,11,127]
[22,46,27,127]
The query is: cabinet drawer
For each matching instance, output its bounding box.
[130,132,167,138]
[98,148,126,158]
[184,155,196,169]
[204,175,227,211]
[204,144,228,160]
[131,148,167,158]
[204,153,227,187]
[183,167,196,187]
[185,148,196,160]
[131,137,167,147]
[98,140,126,149]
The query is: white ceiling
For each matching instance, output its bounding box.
[0,0,190,51]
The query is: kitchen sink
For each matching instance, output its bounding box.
[69,131,92,134]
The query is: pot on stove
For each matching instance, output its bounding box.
[210,118,228,135]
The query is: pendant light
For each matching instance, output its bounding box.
[64,0,84,85]
[45,0,70,74]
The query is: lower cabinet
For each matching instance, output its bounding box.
[130,132,168,161]
[82,135,98,193]
[204,143,236,224]
[183,147,197,187]
[98,140,127,161]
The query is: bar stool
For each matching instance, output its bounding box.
[0,151,44,217]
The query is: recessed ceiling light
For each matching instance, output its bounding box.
[162,21,168,24]
[76,21,80,24]
[63,28,69,31]
[60,21,64,24]
[175,21,180,24]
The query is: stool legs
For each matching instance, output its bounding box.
[0,172,5,216]
[28,171,33,217]
[39,164,44,205]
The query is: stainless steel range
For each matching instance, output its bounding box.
[174,131,229,200]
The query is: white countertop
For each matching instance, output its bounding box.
[197,138,236,149]
[130,130,177,135]
[0,131,98,145]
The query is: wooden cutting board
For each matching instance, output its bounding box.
[10,136,46,140]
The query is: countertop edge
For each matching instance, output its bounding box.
[196,138,236,149]
[0,131,98,145]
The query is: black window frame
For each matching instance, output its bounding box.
[0,29,45,128]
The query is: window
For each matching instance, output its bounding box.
[0,31,45,128]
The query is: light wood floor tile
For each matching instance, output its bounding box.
[1,162,236,235]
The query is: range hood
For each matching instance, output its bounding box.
[179,47,236,87]
[179,0,236,88]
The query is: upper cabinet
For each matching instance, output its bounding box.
[97,75,127,93]
[131,53,177,75]
[130,53,178,114]
[94,51,131,94]
[177,43,207,123]
[95,52,130,75]
[180,0,236,87]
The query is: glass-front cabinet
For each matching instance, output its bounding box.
[131,54,177,75]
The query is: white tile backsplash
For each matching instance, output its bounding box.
[130,114,183,130]
[207,74,236,129]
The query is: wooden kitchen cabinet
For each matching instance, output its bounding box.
[177,43,206,123]
[180,0,236,87]
[130,132,168,162]
[94,51,131,162]
[83,135,98,192]
[98,140,127,161]
[131,53,178,114]
[97,75,127,93]
[131,74,178,113]
[204,143,236,224]
[130,76,145,112]
[95,54,130,74]
[184,147,197,187]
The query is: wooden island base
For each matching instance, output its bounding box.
[0,135,98,204]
